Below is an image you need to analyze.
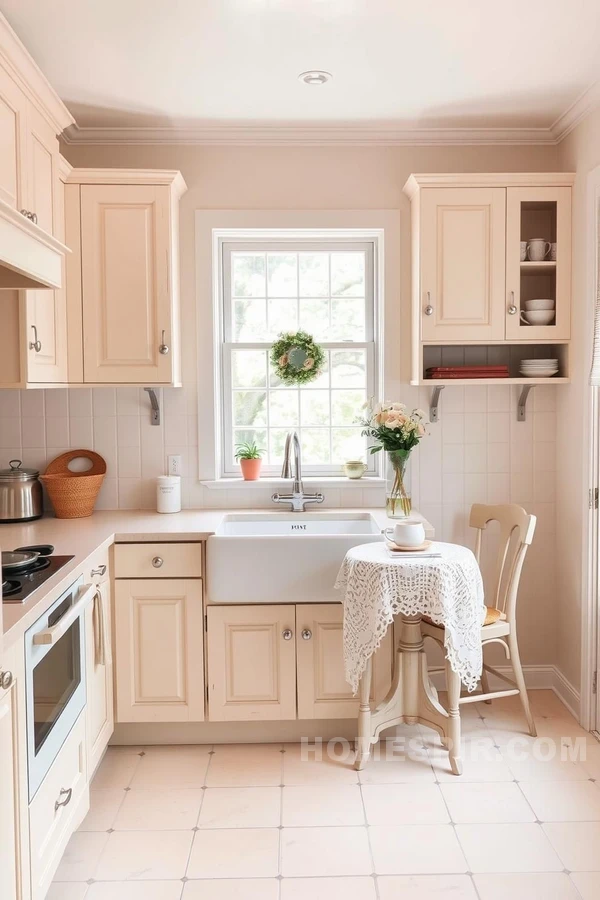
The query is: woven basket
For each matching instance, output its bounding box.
[41,450,107,519]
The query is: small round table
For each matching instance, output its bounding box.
[335,541,485,775]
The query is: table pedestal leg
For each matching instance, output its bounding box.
[354,615,460,773]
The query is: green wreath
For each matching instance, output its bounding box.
[270,330,325,385]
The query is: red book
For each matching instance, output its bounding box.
[427,372,509,379]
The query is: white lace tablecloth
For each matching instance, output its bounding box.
[335,542,485,694]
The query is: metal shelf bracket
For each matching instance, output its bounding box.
[144,387,161,426]
[430,385,445,423]
[517,385,533,422]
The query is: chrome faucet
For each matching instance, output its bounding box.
[271,431,324,512]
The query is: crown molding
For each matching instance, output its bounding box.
[550,78,600,142]
[0,12,74,135]
[66,168,187,196]
[61,122,559,147]
[403,171,576,199]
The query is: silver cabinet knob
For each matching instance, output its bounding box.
[159,330,169,355]
[20,209,38,225]
[508,305,517,315]
[0,670,13,690]
[152,556,164,568]
[301,629,312,641]
[54,786,72,812]
[282,629,293,641]
[91,564,107,577]
[29,325,42,352]
[424,291,433,316]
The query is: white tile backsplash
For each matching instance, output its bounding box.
[2,387,558,555]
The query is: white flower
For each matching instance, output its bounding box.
[391,402,406,411]
[415,408,427,419]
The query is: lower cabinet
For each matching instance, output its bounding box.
[29,713,87,900]
[296,604,393,719]
[114,578,204,722]
[207,605,297,721]
[85,575,114,775]
[0,646,26,900]
[207,603,394,722]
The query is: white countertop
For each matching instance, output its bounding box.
[1,507,432,646]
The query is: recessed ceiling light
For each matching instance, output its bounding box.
[298,70,332,85]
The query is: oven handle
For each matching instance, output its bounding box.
[33,584,96,646]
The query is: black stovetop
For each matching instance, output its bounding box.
[2,555,75,603]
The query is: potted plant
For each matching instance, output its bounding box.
[235,441,264,481]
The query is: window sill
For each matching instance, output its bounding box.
[202,477,385,490]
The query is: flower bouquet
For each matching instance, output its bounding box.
[360,400,428,517]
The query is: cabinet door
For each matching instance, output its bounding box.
[24,152,68,384]
[0,66,28,211]
[0,672,20,900]
[207,605,297,721]
[114,579,204,723]
[420,188,506,342]
[80,184,173,384]
[505,186,571,341]
[85,579,114,775]
[296,604,393,719]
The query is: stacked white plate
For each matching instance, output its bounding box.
[519,358,559,378]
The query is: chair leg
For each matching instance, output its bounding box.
[508,632,537,737]
[480,665,493,705]
[445,660,463,775]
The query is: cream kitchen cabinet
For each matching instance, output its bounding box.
[207,603,393,722]
[65,170,187,386]
[403,173,575,385]
[207,605,297,721]
[85,552,114,775]
[296,604,393,719]
[114,577,204,723]
[0,65,28,212]
[0,644,26,900]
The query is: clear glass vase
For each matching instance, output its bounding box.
[385,450,412,518]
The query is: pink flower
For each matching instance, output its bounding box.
[279,354,289,367]
[303,357,315,370]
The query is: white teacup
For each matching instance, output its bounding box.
[520,241,527,261]
[384,519,425,548]
[527,238,551,261]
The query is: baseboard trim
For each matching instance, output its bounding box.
[429,663,581,720]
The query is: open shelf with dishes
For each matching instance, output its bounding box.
[416,342,570,386]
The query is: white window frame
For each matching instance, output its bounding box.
[215,230,382,479]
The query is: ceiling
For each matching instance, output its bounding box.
[2,0,600,143]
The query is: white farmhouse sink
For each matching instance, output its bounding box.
[207,512,384,604]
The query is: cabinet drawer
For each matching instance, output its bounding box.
[29,713,87,900]
[114,542,202,579]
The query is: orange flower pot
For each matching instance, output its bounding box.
[240,458,262,481]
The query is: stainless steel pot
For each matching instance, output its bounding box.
[0,460,43,523]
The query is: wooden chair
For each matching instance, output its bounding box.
[422,503,537,772]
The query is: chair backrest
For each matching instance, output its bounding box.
[469,503,536,623]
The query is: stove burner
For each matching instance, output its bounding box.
[26,557,51,574]
[2,579,21,598]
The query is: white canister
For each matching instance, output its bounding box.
[157,475,181,513]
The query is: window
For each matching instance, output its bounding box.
[219,234,379,477]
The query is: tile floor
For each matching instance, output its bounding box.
[49,691,600,899]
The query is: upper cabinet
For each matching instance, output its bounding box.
[403,173,575,385]
[0,16,72,290]
[65,170,187,386]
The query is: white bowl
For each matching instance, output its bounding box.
[521,359,558,366]
[520,369,559,378]
[521,310,555,326]
[524,299,555,311]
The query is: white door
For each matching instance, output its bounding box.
[85,580,114,774]
[80,184,173,383]
[0,668,20,900]
[0,67,28,211]
[114,579,204,723]
[420,187,506,342]
[296,604,393,719]
[506,186,571,341]
[207,605,297,721]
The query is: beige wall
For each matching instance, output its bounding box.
[556,110,600,691]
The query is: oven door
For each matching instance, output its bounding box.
[25,578,96,799]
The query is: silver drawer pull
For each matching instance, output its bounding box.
[301,629,312,641]
[91,564,107,577]
[152,556,164,568]
[20,209,38,225]
[0,670,13,689]
[55,787,72,812]
[159,330,169,355]
[29,325,42,353]
[282,629,293,641]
